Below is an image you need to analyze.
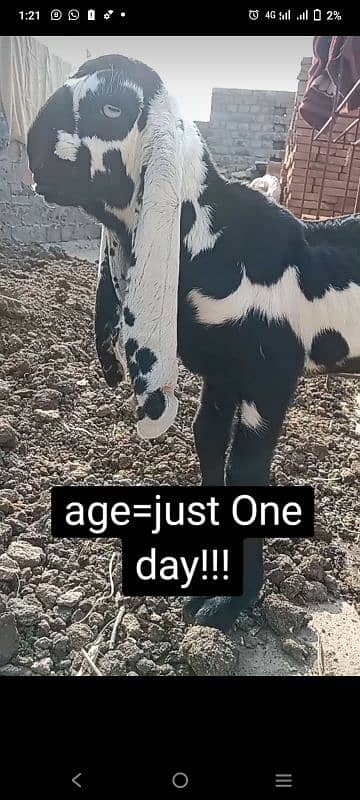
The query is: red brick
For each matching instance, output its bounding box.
[296,132,314,144]
[296,146,312,156]
[289,167,309,178]
[288,189,305,200]
[318,146,346,156]
[300,201,324,210]
[312,171,341,182]
[295,118,313,130]
[288,202,303,211]
[305,166,327,175]
[293,159,312,169]
[321,179,355,190]
[316,154,347,166]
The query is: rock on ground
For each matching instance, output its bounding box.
[0,418,17,450]
[180,626,239,675]
[0,612,19,666]
[263,596,312,636]
[7,540,44,568]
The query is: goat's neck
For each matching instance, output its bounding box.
[180,120,225,205]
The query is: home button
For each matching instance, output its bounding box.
[172,772,189,789]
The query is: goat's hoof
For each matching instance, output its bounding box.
[183,589,262,630]
[182,596,211,624]
[193,593,261,632]
[193,597,242,632]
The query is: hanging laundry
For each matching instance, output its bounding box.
[300,36,360,130]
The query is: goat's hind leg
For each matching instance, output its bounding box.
[193,370,299,632]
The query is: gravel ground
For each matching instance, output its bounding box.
[0,242,359,677]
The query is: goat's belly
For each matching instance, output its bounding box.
[178,300,306,380]
[178,304,235,377]
[178,321,214,376]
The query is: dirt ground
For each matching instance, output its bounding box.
[0,241,359,677]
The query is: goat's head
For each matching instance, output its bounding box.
[28,54,185,441]
[27,54,164,217]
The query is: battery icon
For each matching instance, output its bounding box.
[313,8,322,20]
[88,8,95,19]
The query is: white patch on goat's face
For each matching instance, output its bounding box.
[82,125,141,179]
[55,131,81,162]
[188,266,360,363]
[241,401,267,432]
[81,136,125,178]
[66,73,101,119]
[81,136,110,176]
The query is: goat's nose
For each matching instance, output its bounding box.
[29,157,45,175]
[31,163,49,185]
[27,142,47,174]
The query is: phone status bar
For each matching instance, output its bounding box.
[11,6,352,32]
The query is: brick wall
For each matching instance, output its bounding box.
[196,87,295,175]
[281,57,360,219]
[0,108,100,245]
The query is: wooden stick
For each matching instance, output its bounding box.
[80,647,103,676]
[0,293,26,306]
[109,606,126,650]
[317,632,325,676]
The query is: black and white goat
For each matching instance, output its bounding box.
[27,55,360,632]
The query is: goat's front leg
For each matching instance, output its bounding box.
[183,379,237,623]
[191,370,299,632]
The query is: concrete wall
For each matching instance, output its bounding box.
[0,108,100,245]
[196,87,295,175]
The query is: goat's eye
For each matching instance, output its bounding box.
[102,104,122,119]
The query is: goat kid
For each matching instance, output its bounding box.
[27,55,360,632]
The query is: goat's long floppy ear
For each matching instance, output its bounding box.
[95,226,129,387]
[123,90,183,439]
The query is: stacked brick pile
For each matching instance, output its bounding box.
[281,57,360,219]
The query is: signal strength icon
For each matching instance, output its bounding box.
[279,9,291,21]
[297,9,309,21]
[104,9,114,19]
